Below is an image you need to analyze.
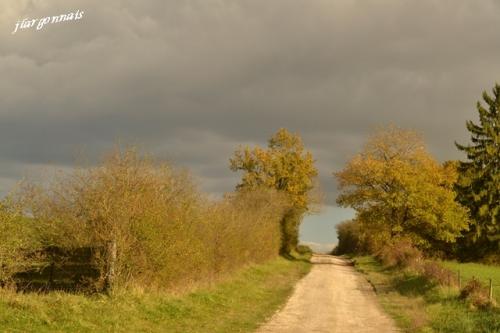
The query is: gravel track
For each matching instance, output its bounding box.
[256,255,399,333]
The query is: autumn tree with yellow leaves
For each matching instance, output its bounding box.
[334,126,469,251]
[230,128,319,254]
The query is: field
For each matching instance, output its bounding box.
[353,256,500,333]
[0,257,310,333]
[441,261,500,301]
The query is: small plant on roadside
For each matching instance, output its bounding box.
[459,278,496,310]
[376,239,423,269]
[296,245,313,256]
[421,261,455,286]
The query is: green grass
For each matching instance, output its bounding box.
[353,256,500,333]
[0,257,311,333]
[441,261,500,301]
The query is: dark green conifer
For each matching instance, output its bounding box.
[455,84,500,256]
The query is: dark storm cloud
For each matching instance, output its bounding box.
[1,0,500,202]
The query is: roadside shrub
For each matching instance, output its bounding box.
[334,215,392,255]
[296,245,313,256]
[201,188,289,279]
[17,147,291,291]
[335,219,367,255]
[459,278,494,309]
[421,261,454,286]
[20,148,204,289]
[377,239,423,269]
[482,253,500,266]
[0,199,43,284]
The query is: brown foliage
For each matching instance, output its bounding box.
[421,261,454,286]
[459,278,495,309]
[482,253,500,266]
[376,239,423,269]
[11,147,290,291]
[0,199,44,283]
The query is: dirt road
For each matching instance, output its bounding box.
[256,255,398,333]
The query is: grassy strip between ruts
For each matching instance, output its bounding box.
[0,256,311,333]
[352,256,500,333]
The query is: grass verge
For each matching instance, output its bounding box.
[441,260,500,301]
[0,256,311,333]
[353,256,500,333]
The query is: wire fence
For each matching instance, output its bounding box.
[448,269,500,303]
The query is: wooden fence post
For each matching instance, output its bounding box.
[458,270,461,289]
[48,261,55,289]
[489,279,493,302]
[104,239,117,294]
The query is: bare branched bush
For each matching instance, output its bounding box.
[202,189,290,279]
[459,278,495,309]
[376,239,423,269]
[0,197,43,284]
[15,147,290,291]
[420,261,454,286]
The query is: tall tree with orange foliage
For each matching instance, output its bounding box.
[230,128,319,254]
[335,126,469,250]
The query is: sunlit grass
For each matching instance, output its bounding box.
[0,257,311,333]
[353,256,500,333]
[441,261,500,301]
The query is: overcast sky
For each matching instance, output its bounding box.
[1,1,499,244]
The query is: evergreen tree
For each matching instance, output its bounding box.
[455,84,500,256]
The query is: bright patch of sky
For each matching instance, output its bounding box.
[300,206,355,250]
